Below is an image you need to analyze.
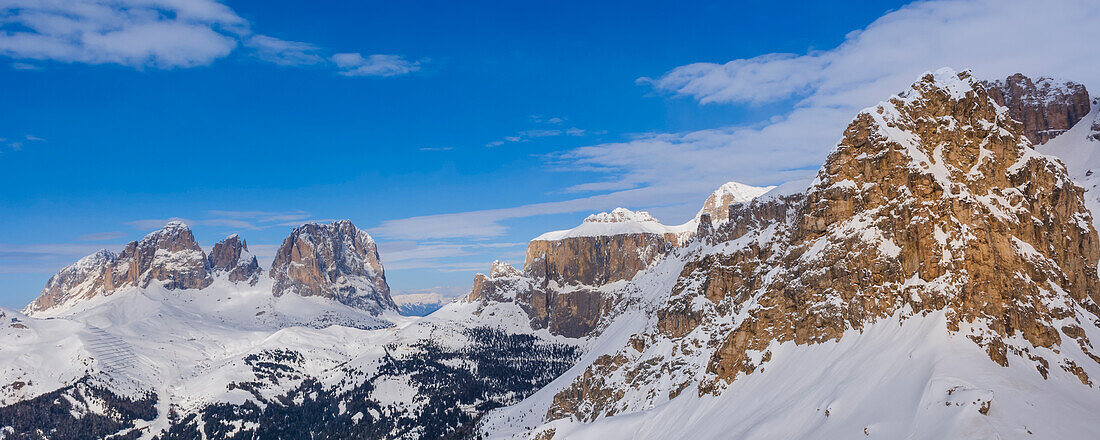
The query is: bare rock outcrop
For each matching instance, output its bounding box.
[25,250,117,313]
[524,208,679,287]
[25,222,213,315]
[270,220,396,314]
[208,234,262,285]
[985,73,1091,144]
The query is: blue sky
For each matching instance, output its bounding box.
[2,0,1098,307]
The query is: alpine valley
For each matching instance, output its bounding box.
[4,68,1100,440]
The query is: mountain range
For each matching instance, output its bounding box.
[2,68,1099,439]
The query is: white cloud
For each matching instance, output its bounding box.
[127,210,313,231]
[643,0,1100,107]
[375,0,1100,241]
[331,53,421,77]
[0,1,422,74]
[10,62,40,70]
[0,0,243,68]
[245,35,324,66]
[24,134,45,141]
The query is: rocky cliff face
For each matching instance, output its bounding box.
[207,234,262,285]
[695,181,775,225]
[112,221,213,292]
[545,69,1100,423]
[25,222,213,315]
[270,220,396,314]
[525,208,681,287]
[25,250,117,313]
[985,73,1091,145]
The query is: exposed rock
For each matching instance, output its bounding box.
[270,220,396,314]
[25,222,213,315]
[547,68,1100,422]
[25,250,117,313]
[525,208,681,286]
[208,234,262,285]
[466,260,607,338]
[695,181,775,225]
[112,221,213,292]
[984,73,1091,144]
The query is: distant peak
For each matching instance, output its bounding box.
[696,181,775,224]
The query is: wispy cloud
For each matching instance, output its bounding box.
[377,0,1100,241]
[530,115,565,124]
[128,210,315,231]
[486,127,590,147]
[419,147,454,151]
[332,53,421,77]
[0,243,124,275]
[24,135,45,142]
[245,35,325,66]
[0,1,423,76]
[78,232,125,241]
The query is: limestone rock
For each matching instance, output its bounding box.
[984,73,1091,144]
[546,68,1100,422]
[25,222,214,315]
[208,234,262,285]
[525,208,679,287]
[112,221,213,291]
[25,250,116,313]
[270,220,396,314]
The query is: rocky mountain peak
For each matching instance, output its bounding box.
[270,220,396,314]
[24,250,117,314]
[25,222,214,316]
[117,221,213,291]
[208,234,262,285]
[547,67,1100,421]
[984,72,1091,145]
[695,181,775,225]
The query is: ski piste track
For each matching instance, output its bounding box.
[84,325,138,379]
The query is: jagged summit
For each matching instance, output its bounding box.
[984,72,1091,145]
[270,219,396,315]
[25,221,213,315]
[26,219,398,316]
[208,234,262,285]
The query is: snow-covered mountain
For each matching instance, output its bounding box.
[3,69,1100,440]
[476,68,1100,439]
[391,292,449,316]
[695,181,775,225]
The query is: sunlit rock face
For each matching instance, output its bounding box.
[25,221,213,315]
[270,220,396,314]
[547,69,1100,422]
